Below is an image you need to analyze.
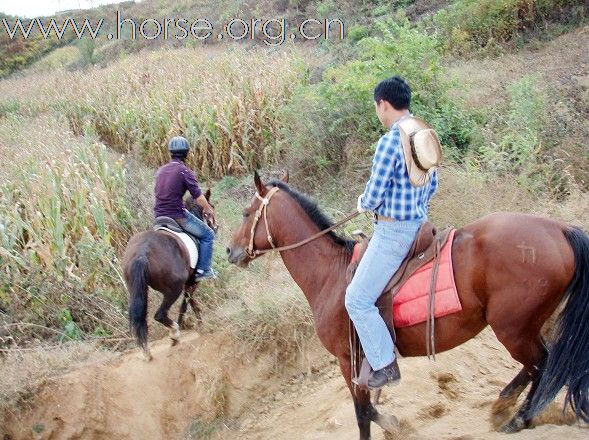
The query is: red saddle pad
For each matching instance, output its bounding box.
[392,229,461,328]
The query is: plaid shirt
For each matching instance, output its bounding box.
[360,123,438,221]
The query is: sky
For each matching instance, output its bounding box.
[0,0,140,18]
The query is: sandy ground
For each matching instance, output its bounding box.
[2,325,587,440]
[230,328,587,440]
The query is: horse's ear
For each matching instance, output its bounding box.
[254,170,267,196]
[205,188,211,201]
[280,170,289,183]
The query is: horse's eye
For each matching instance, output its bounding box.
[243,212,250,218]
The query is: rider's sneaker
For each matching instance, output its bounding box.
[194,268,218,282]
[367,358,401,390]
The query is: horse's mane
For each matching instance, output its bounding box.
[268,180,355,253]
[184,196,202,217]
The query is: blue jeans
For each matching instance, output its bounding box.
[345,218,423,370]
[178,210,215,272]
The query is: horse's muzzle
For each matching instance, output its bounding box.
[227,246,249,267]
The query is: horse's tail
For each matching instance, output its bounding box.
[528,226,589,422]
[128,254,149,350]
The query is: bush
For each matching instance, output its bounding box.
[434,0,588,55]
[0,27,73,79]
[281,18,479,175]
[476,75,557,192]
[77,38,98,67]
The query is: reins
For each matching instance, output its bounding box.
[246,187,361,258]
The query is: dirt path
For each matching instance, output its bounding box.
[2,326,587,440]
[230,328,587,440]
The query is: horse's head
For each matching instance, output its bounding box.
[227,170,289,267]
[185,188,219,233]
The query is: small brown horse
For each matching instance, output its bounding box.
[227,172,589,439]
[123,190,216,360]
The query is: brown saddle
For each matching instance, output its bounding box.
[346,221,452,296]
[346,221,453,390]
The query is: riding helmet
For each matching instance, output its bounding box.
[168,136,190,153]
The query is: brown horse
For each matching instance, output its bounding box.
[122,190,216,360]
[227,172,589,439]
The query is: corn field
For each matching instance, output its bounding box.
[0,114,134,343]
[0,49,306,179]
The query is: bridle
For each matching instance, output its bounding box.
[245,186,361,258]
[246,187,280,257]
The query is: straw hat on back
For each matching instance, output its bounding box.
[397,116,443,187]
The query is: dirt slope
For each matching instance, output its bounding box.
[2,331,307,440]
[2,326,587,440]
[229,328,587,440]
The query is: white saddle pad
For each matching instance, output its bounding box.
[155,227,198,269]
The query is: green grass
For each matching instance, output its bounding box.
[433,0,588,55]
[0,114,133,342]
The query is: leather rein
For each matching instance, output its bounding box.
[245,187,361,258]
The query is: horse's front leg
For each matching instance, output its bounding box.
[177,293,189,329]
[338,357,399,440]
[178,285,203,329]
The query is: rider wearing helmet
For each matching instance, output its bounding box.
[154,136,217,282]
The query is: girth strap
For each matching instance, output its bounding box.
[426,239,442,360]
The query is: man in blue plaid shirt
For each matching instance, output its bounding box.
[345,76,439,389]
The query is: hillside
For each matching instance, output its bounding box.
[2,0,587,77]
[1,1,588,439]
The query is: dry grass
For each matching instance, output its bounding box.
[191,359,231,420]
[431,164,589,230]
[0,113,134,343]
[0,342,115,413]
[0,48,305,179]
[201,254,316,369]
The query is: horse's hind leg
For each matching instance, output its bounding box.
[498,337,546,400]
[177,286,202,329]
[154,285,183,346]
[499,367,531,399]
[491,367,532,430]
[490,333,547,433]
[187,294,202,325]
[501,367,545,433]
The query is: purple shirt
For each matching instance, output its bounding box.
[154,159,202,219]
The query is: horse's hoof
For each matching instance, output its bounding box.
[500,416,526,433]
[143,350,153,362]
[490,396,518,431]
[374,413,399,433]
[169,322,181,345]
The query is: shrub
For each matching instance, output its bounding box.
[434,0,588,55]
[281,18,479,175]
[477,75,554,192]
